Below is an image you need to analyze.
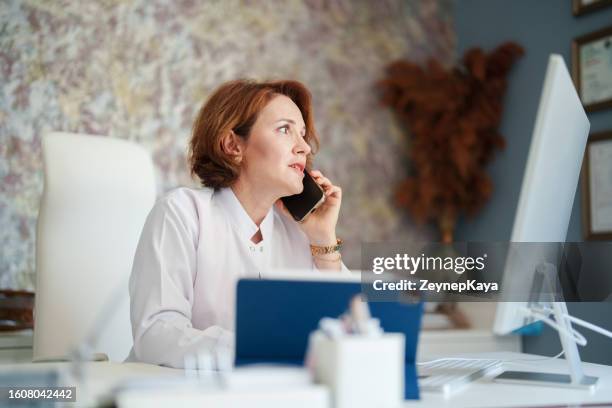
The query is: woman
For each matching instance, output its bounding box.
[128,79,347,367]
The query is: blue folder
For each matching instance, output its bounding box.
[235,278,423,400]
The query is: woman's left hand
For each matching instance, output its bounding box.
[275,169,342,245]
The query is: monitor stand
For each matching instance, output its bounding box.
[494,263,598,390]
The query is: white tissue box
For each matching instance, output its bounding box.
[309,331,405,408]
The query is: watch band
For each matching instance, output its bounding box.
[310,238,343,256]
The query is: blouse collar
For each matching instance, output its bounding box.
[216,187,275,244]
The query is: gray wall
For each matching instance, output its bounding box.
[455,0,612,365]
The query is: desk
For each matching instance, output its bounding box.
[0,302,510,364]
[1,352,612,407]
[0,328,520,364]
[413,352,612,407]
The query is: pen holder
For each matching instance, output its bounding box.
[309,331,405,408]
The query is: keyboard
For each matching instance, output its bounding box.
[418,359,503,395]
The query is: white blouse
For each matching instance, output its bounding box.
[127,186,346,368]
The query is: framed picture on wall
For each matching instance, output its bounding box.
[582,131,612,240]
[573,0,612,16]
[572,25,612,112]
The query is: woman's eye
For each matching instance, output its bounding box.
[278,125,290,134]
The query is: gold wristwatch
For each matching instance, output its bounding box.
[310,238,343,256]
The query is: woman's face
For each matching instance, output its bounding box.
[239,95,312,197]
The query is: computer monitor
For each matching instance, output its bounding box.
[492,54,597,388]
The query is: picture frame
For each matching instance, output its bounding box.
[572,25,612,112]
[573,0,612,16]
[581,131,612,240]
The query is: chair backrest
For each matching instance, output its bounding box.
[33,132,156,362]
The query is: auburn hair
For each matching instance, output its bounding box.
[188,79,320,188]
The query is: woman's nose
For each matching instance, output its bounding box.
[295,133,311,155]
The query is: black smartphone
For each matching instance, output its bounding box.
[281,171,325,222]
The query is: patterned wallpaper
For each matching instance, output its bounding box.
[0,0,454,289]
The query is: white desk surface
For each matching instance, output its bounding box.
[414,352,612,407]
[2,352,612,407]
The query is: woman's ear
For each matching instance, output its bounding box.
[220,130,244,163]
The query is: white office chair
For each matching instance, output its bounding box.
[34,132,156,362]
